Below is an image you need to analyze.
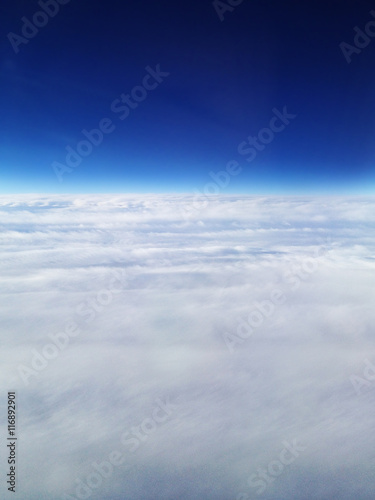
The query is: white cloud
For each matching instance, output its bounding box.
[0,194,374,499]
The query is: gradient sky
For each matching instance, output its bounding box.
[1,0,375,194]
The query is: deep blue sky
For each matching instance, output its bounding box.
[1,0,375,194]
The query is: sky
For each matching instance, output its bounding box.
[1,194,375,499]
[2,3,375,499]
[1,0,375,194]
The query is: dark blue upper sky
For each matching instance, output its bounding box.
[1,0,375,194]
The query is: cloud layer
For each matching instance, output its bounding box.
[0,194,374,500]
